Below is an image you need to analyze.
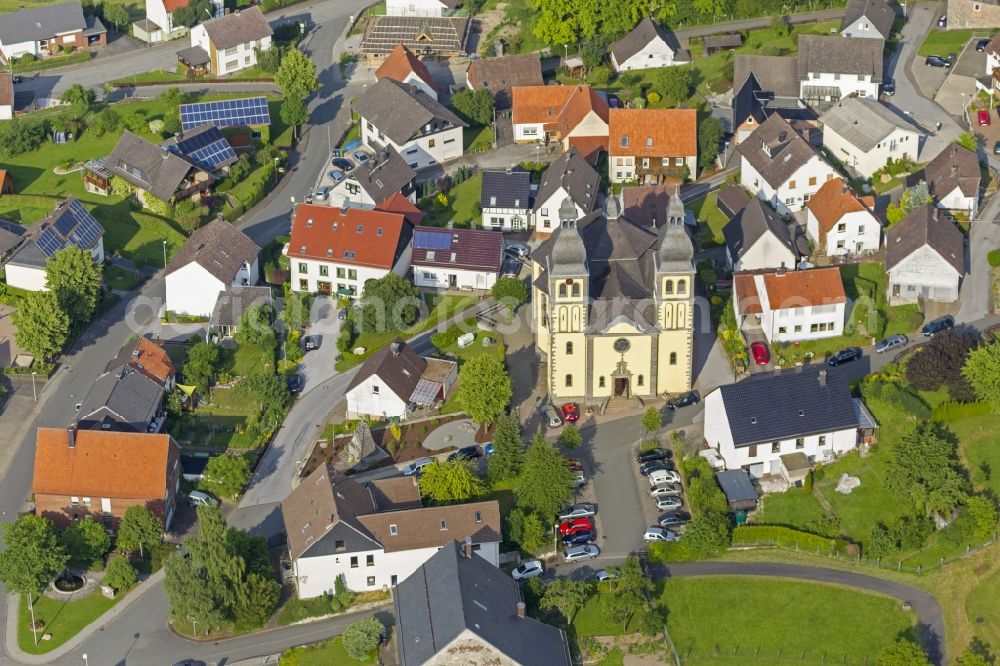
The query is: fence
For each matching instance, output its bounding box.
[674,645,886,664]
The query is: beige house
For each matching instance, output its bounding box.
[531,195,694,404]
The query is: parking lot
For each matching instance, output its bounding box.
[934,40,985,116]
[310,142,377,204]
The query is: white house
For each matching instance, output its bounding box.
[375,43,438,99]
[737,113,837,215]
[921,143,981,217]
[986,33,1000,76]
[0,1,105,60]
[188,7,272,77]
[345,339,457,420]
[287,204,412,297]
[839,0,896,39]
[163,218,260,317]
[797,35,883,108]
[480,169,532,230]
[140,0,221,42]
[510,84,609,162]
[386,0,460,17]
[820,97,921,178]
[703,367,865,480]
[328,146,417,209]
[4,198,104,293]
[609,16,681,72]
[806,177,882,257]
[532,149,601,235]
[412,226,504,291]
[283,464,500,596]
[607,108,698,185]
[885,204,964,305]
[733,267,847,344]
[723,198,800,271]
[355,78,466,170]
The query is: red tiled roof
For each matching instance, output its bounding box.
[163,0,189,13]
[568,136,608,163]
[608,108,697,158]
[806,177,872,233]
[32,429,176,499]
[288,204,410,270]
[511,84,609,135]
[377,192,424,226]
[734,267,846,315]
[376,43,436,92]
[411,225,504,272]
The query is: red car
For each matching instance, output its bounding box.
[567,459,584,472]
[559,517,594,535]
[980,109,991,126]
[750,341,770,365]
[561,402,579,423]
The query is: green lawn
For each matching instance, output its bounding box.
[950,414,1000,498]
[689,192,729,247]
[280,636,376,664]
[572,591,642,637]
[754,489,827,529]
[218,342,276,377]
[662,577,914,663]
[464,125,493,152]
[19,590,118,654]
[966,569,1000,645]
[918,28,997,57]
[420,173,483,228]
[103,263,145,292]
[339,123,361,148]
[841,262,925,340]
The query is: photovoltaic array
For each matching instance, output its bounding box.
[179,97,271,131]
[36,199,103,257]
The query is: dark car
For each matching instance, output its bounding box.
[925,55,951,68]
[636,448,672,463]
[11,75,22,84]
[921,315,955,337]
[882,78,895,96]
[667,391,700,410]
[639,460,675,476]
[331,157,354,172]
[994,140,1000,156]
[659,511,691,529]
[338,308,349,320]
[447,445,481,462]
[287,374,304,394]
[303,335,320,351]
[606,93,621,108]
[978,38,991,52]
[561,530,595,547]
[827,347,863,367]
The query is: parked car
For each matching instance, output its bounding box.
[606,93,621,108]
[980,109,991,126]
[882,78,895,96]
[643,527,679,542]
[328,169,346,182]
[667,391,699,410]
[639,460,675,476]
[502,258,521,278]
[563,544,600,562]
[512,560,544,580]
[922,315,955,337]
[559,504,596,520]
[187,490,218,508]
[648,469,681,485]
[353,150,371,164]
[649,482,683,498]
[994,140,1000,156]
[562,530,596,547]
[338,308,349,320]
[561,402,579,423]
[402,457,435,476]
[875,334,908,354]
[656,496,684,511]
[559,517,594,535]
[447,446,481,462]
[978,38,991,51]
[303,335,320,351]
[827,347,862,367]
[595,569,616,582]
[566,458,584,472]
[544,404,563,428]
[572,471,586,488]
[314,186,331,201]
[938,14,947,27]
[506,243,529,258]
[287,374,304,394]
[659,511,691,530]
[331,157,354,172]
[11,75,22,84]
[636,448,671,463]
[750,341,770,365]
[483,442,495,456]
[925,54,951,68]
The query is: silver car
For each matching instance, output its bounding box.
[559,504,596,520]
[656,496,684,511]
[511,560,543,580]
[544,404,563,428]
[874,334,908,353]
[649,482,683,498]
[563,544,600,562]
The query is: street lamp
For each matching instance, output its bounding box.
[31,371,36,403]
[162,240,167,269]
[83,655,88,666]
[563,44,568,61]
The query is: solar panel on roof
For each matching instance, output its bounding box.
[35,200,103,258]
[187,138,237,170]
[173,125,225,153]
[413,229,451,251]
[409,379,441,406]
[179,97,271,131]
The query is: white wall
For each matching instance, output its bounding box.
[611,38,676,72]
[398,72,437,99]
[191,24,271,76]
[534,188,586,235]
[609,153,698,184]
[4,264,47,291]
[165,262,226,317]
[414,265,498,291]
[732,232,798,272]
[385,0,446,17]
[741,154,837,215]
[0,102,11,121]
[481,206,531,230]
[757,302,846,343]
[806,208,881,257]
[346,373,409,420]
[800,72,880,103]
[716,428,858,478]
[362,117,462,169]
[289,249,410,296]
[934,186,977,216]
[0,40,39,60]
[887,245,961,304]
[840,17,888,39]
[514,122,545,142]
[822,125,919,178]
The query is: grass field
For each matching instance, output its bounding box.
[754,488,827,528]
[917,28,997,57]
[689,192,729,246]
[661,577,914,664]
[280,636,376,664]
[572,592,642,637]
[950,414,1000,498]
[965,569,1000,644]
[420,173,483,228]
[19,590,118,654]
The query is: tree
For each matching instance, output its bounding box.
[418,460,487,503]
[275,48,319,100]
[487,411,524,482]
[280,94,308,140]
[867,523,895,559]
[600,556,651,632]
[164,553,226,633]
[886,181,932,226]
[558,423,582,449]
[905,329,977,400]
[202,454,251,499]
[103,3,129,30]
[579,37,607,68]
[956,132,979,152]
[185,506,250,612]
[342,617,384,661]
[957,649,991,666]
[183,341,219,393]
[117,505,163,559]
[540,578,591,623]
[13,290,70,360]
[0,515,68,595]
[654,66,696,103]
[360,272,420,331]
[641,406,662,435]
[103,555,138,593]
[876,639,932,666]
[516,428,575,522]
[60,83,95,109]
[59,517,111,566]
[240,373,291,428]
[698,116,726,171]
[90,107,121,137]
[506,507,547,552]
[886,423,970,516]
[234,572,281,629]
[46,245,103,329]
[962,342,1000,410]
[451,88,495,126]
[256,45,285,73]
[964,495,998,538]
[234,302,276,350]
[682,511,731,557]
[457,354,512,426]
[491,276,527,307]
[0,117,47,156]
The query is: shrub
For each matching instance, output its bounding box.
[732,525,849,554]
[932,400,992,422]
[431,324,461,351]
[988,249,1000,268]
[646,91,661,104]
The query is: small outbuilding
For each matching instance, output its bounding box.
[715,469,759,512]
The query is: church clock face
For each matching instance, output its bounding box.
[614,338,630,353]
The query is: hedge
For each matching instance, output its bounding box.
[732,525,851,555]
[0,363,54,376]
[932,400,992,422]
[988,249,1000,268]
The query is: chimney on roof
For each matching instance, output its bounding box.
[391,341,402,356]
[778,130,787,142]
[775,267,785,277]
[818,369,827,387]
[67,426,76,449]
[463,536,473,559]
[516,601,526,619]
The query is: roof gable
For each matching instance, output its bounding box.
[723,197,797,260]
[511,84,609,132]
[737,114,823,188]
[610,17,676,65]
[105,337,175,386]
[885,203,964,274]
[411,225,505,272]
[806,177,874,231]
[354,78,466,145]
[376,43,437,92]
[480,169,531,209]
[840,0,896,37]
[922,143,981,200]
[106,130,198,201]
[201,7,273,50]
[0,1,86,44]
[165,218,260,282]
[346,338,427,399]
[608,108,696,157]
[533,149,600,213]
[820,96,918,152]
[288,204,410,269]
[797,34,884,82]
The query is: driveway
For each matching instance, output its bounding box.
[934,39,981,117]
[296,295,341,394]
[958,190,1000,321]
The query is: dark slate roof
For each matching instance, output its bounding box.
[106,130,197,201]
[840,0,896,37]
[346,338,427,401]
[353,78,467,146]
[201,6,272,50]
[480,169,531,209]
[209,285,272,328]
[796,34,884,83]
[885,204,964,274]
[715,470,759,503]
[0,1,86,44]
[733,55,800,98]
[533,149,600,213]
[716,367,858,447]
[736,113,820,189]
[6,197,104,269]
[723,197,797,262]
[344,145,416,203]
[176,46,211,67]
[466,53,544,108]
[411,226,504,272]
[0,219,26,256]
[610,16,678,65]
[732,72,768,132]
[920,143,981,200]
[77,366,163,433]
[394,541,571,666]
[717,185,751,219]
[165,218,260,283]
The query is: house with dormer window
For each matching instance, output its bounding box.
[480,168,532,230]
[608,108,697,184]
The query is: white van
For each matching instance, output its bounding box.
[187,490,219,508]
